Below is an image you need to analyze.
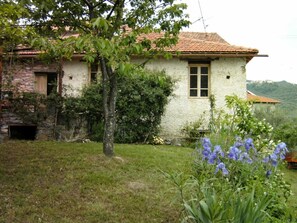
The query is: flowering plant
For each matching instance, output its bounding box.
[173,137,294,222]
[199,137,288,179]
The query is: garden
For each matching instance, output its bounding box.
[1,94,297,222]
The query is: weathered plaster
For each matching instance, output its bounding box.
[62,59,89,96]
[1,56,248,140]
[133,57,247,138]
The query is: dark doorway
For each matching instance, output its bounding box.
[9,125,37,140]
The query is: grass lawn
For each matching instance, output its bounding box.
[0,141,296,222]
[0,141,194,223]
[282,167,297,218]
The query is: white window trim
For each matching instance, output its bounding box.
[188,64,210,98]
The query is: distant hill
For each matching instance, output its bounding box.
[247,80,297,117]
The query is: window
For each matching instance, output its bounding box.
[90,64,98,83]
[35,72,57,95]
[89,63,102,83]
[189,65,209,97]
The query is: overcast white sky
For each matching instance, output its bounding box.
[179,0,297,84]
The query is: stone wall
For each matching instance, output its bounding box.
[1,58,89,141]
[2,58,59,93]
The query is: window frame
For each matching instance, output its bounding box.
[188,64,210,98]
[34,72,58,96]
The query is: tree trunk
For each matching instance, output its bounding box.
[0,46,3,119]
[100,58,117,157]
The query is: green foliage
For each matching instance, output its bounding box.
[181,115,207,141]
[8,92,46,124]
[168,138,294,222]
[209,95,274,151]
[0,1,35,50]
[53,68,174,143]
[116,69,175,143]
[168,96,295,222]
[252,107,297,150]
[253,107,289,127]
[19,0,190,155]
[225,95,273,139]
[273,121,297,150]
[247,80,297,118]
[232,188,272,223]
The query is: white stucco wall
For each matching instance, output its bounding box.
[211,58,247,109]
[60,57,248,138]
[62,59,89,96]
[134,57,247,138]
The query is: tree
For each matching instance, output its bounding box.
[0,1,34,123]
[18,0,189,156]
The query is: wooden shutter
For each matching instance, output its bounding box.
[35,74,47,95]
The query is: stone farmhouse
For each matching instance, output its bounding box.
[0,32,259,140]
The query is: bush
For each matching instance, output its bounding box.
[273,121,297,149]
[207,95,274,151]
[252,107,297,149]
[181,114,206,141]
[80,68,175,143]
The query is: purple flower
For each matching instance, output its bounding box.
[202,138,212,149]
[244,138,255,152]
[202,146,212,160]
[263,153,278,167]
[201,138,212,160]
[215,162,229,175]
[214,145,224,157]
[263,156,269,163]
[234,137,243,148]
[228,146,241,160]
[274,142,288,160]
[208,153,217,164]
[263,142,289,167]
[239,152,253,164]
[270,154,278,167]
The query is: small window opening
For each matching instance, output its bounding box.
[9,125,37,140]
[35,72,57,95]
[90,63,100,83]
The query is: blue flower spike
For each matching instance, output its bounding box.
[215,162,229,175]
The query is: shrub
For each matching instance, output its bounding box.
[252,107,297,149]
[80,68,175,143]
[181,114,206,141]
[273,122,297,150]
[207,95,274,151]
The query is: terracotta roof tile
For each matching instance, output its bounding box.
[174,34,258,54]
[247,91,280,104]
[15,32,258,56]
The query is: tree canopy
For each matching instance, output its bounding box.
[12,0,190,156]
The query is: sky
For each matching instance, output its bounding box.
[179,0,297,84]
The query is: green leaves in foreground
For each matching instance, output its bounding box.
[182,187,272,223]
